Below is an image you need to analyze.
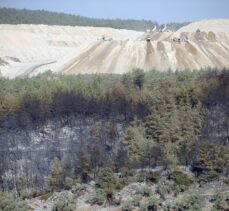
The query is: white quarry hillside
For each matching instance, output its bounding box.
[178,19,229,33]
[0,19,229,78]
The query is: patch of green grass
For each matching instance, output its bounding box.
[40,193,52,201]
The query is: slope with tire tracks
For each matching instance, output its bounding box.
[55,30,229,74]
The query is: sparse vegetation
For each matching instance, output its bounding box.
[0,192,29,211]
[171,171,193,194]
[122,200,134,211]
[52,196,76,211]
[86,190,106,206]
[176,193,204,211]
[136,185,152,197]
[210,192,229,211]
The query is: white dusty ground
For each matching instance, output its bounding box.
[178,19,229,33]
[0,19,229,78]
[0,24,141,78]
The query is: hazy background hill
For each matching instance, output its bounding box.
[0,8,189,31]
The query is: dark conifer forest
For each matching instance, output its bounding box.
[0,69,228,180]
[0,8,189,31]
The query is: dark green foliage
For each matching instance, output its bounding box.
[171,171,192,190]
[0,68,229,192]
[64,177,74,190]
[96,168,118,201]
[0,8,188,31]
[146,171,160,183]
[40,193,52,201]
[48,158,65,191]
[192,143,228,182]
[133,69,145,90]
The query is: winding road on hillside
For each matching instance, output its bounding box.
[17,60,57,78]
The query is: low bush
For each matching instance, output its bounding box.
[52,197,76,211]
[136,185,152,197]
[65,177,74,190]
[0,193,29,211]
[40,192,52,201]
[146,171,160,183]
[156,182,173,199]
[210,192,229,211]
[172,171,192,188]
[121,167,130,177]
[140,196,159,211]
[116,180,128,190]
[20,190,32,200]
[86,190,106,206]
[163,201,178,211]
[198,171,220,183]
[223,178,229,186]
[172,184,187,196]
[132,194,142,207]
[121,200,134,211]
[176,193,204,211]
[121,194,142,210]
[96,167,118,200]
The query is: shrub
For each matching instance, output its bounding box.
[65,177,74,190]
[172,171,192,188]
[86,190,106,206]
[176,193,204,211]
[52,197,76,211]
[74,183,87,192]
[156,182,172,199]
[146,171,160,183]
[168,171,193,195]
[115,180,127,190]
[20,190,31,200]
[172,184,187,196]
[48,158,65,191]
[96,168,118,201]
[133,68,145,90]
[121,167,130,177]
[224,178,229,186]
[163,201,178,211]
[136,185,152,197]
[132,194,142,207]
[211,192,229,211]
[198,170,220,183]
[140,197,159,211]
[121,200,134,211]
[0,193,29,211]
[147,196,159,210]
[137,172,146,183]
[40,193,52,201]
